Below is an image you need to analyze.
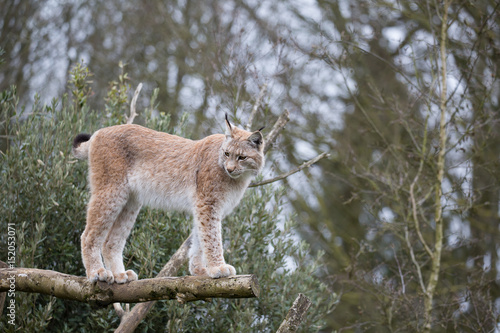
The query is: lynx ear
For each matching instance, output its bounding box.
[225,113,233,137]
[248,131,263,147]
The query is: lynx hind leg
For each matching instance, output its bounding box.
[102,197,142,284]
[188,230,208,276]
[81,187,129,284]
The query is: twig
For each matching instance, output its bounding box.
[409,110,433,259]
[392,245,405,294]
[249,152,329,187]
[126,82,143,124]
[246,83,268,131]
[264,109,290,154]
[276,294,312,333]
[404,226,427,295]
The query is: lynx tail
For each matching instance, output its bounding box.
[72,133,92,160]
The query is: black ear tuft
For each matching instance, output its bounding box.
[225,113,233,136]
[73,133,92,148]
[248,131,263,147]
[258,126,266,132]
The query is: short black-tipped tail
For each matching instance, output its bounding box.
[73,133,91,149]
[72,133,92,160]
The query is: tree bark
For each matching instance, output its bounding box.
[276,293,312,333]
[0,268,260,307]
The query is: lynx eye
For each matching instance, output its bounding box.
[224,151,230,157]
[237,155,247,161]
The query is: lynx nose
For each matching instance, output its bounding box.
[226,162,236,174]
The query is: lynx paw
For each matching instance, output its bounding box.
[114,270,138,284]
[88,267,114,284]
[190,266,208,276]
[207,264,236,278]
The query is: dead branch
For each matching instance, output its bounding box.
[126,82,143,124]
[246,82,268,131]
[276,293,312,333]
[264,109,290,155]
[114,237,191,332]
[250,152,329,187]
[0,268,259,307]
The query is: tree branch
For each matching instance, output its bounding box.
[264,109,290,155]
[276,293,312,333]
[246,82,267,131]
[126,82,143,124]
[249,152,329,187]
[0,268,259,307]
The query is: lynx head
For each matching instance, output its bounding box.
[220,115,265,179]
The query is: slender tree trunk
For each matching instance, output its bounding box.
[423,1,451,331]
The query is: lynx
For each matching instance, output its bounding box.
[73,116,264,283]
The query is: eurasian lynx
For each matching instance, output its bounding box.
[73,116,264,283]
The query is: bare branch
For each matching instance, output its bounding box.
[249,152,329,187]
[113,302,127,319]
[276,293,312,333]
[246,82,268,131]
[0,268,260,307]
[404,226,427,295]
[126,82,143,124]
[264,109,290,154]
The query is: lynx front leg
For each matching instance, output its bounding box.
[194,201,235,278]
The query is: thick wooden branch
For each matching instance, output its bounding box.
[0,268,259,307]
[276,294,312,333]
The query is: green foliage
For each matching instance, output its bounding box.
[0,75,334,331]
[104,61,131,124]
[68,61,94,111]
